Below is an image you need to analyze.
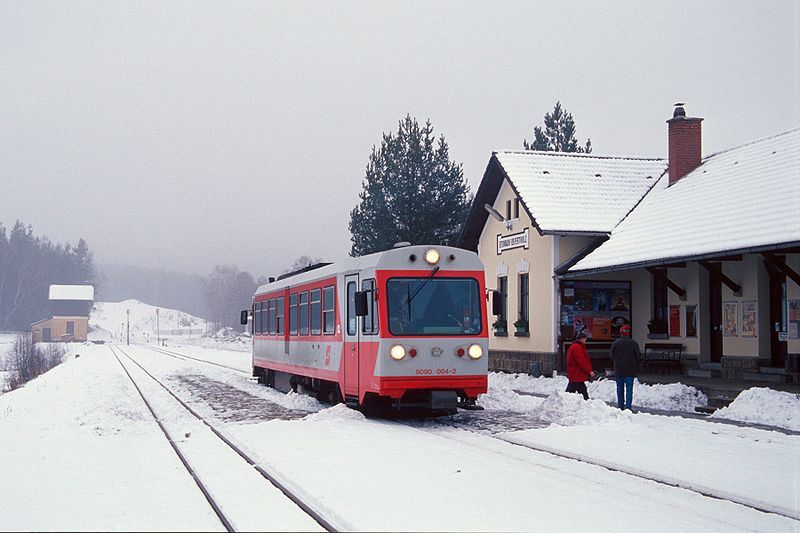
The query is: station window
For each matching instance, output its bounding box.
[310,289,322,335]
[289,294,298,335]
[323,286,335,334]
[268,298,277,335]
[498,276,508,324]
[519,273,529,327]
[299,291,309,335]
[506,199,512,221]
[276,296,284,335]
[514,198,520,219]
[66,321,75,336]
[361,279,378,335]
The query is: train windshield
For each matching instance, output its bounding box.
[386,277,482,335]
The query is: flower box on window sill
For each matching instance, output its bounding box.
[514,331,529,337]
[494,331,508,337]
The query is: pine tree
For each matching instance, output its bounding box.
[524,101,592,153]
[349,115,472,256]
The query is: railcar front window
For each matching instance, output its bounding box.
[387,278,482,335]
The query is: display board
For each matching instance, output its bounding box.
[560,280,631,341]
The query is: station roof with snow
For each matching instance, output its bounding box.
[459,150,667,251]
[49,284,95,301]
[567,128,800,275]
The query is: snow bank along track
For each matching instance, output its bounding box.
[415,414,800,522]
[108,345,340,532]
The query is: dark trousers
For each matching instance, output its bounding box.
[616,376,634,409]
[565,381,589,400]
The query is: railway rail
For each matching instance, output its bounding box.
[414,413,799,522]
[125,343,799,523]
[143,344,250,375]
[108,344,341,532]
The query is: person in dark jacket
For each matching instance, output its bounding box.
[566,332,595,400]
[610,325,641,410]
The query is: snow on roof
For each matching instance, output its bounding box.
[48,285,94,301]
[494,150,667,234]
[569,129,800,274]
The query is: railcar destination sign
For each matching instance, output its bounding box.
[497,228,529,254]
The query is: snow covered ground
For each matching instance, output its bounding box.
[0,339,797,531]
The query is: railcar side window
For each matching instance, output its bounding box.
[361,279,378,335]
[255,302,261,335]
[261,301,268,335]
[268,298,277,335]
[347,281,357,335]
[299,291,309,335]
[276,296,284,335]
[323,286,335,334]
[289,293,298,335]
[310,289,322,335]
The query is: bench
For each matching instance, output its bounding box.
[640,343,683,374]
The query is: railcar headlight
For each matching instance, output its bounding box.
[424,248,440,265]
[468,344,483,359]
[390,345,406,360]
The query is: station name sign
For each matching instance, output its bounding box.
[497,228,529,254]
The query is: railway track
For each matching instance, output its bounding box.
[109,344,342,532]
[414,414,799,522]
[143,344,250,375]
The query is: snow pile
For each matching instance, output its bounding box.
[478,380,543,411]
[491,371,708,413]
[711,387,800,431]
[589,379,708,412]
[90,300,208,341]
[304,403,366,422]
[191,327,251,352]
[537,392,631,426]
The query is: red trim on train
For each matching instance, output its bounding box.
[253,358,341,382]
[378,375,488,399]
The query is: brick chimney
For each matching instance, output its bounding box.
[667,103,703,186]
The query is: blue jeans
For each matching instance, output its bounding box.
[616,376,634,409]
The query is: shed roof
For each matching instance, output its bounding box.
[49,285,95,301]
[568,129,800,275]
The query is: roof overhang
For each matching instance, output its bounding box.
[559,240,800,279]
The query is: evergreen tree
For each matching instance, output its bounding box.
[0,221,96,330]
[349,115,472,256]
[524,101,592,153]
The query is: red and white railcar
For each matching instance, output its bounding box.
[243,244,489,412]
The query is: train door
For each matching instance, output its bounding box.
[343,274,360,401]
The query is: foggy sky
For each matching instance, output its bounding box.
[1,1,798,279]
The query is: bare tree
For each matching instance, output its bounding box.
[202,265,256,331]
[281,256,323,275]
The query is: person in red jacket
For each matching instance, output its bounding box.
[566,331,595,400]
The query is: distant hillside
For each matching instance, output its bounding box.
[96,263,207,319]
[90,300,209,342]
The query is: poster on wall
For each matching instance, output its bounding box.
[669,305,681,337]
[723,301,738,337]
[685,305,698,337]
[560,280,630,341]
[789,300,800,339]
[741,300,757,337]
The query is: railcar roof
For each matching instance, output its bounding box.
[254,245,483,296]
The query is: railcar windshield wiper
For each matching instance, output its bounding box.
[404,266,440,308]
